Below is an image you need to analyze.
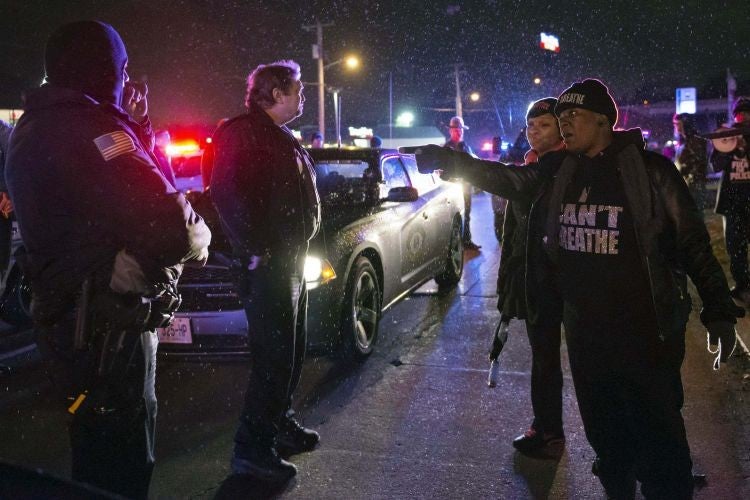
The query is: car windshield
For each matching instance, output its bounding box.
[314,160,375,204]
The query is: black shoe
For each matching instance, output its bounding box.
[464,241,482,251]
[512,428,565,458]
[231,446,297,482]
[276,417,320,455]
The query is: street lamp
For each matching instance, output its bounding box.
[469,92,480,102]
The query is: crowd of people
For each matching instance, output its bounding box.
[1,19,748,500]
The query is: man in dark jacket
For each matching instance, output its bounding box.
[492,98,567,458]
[209,60,321,482]
[6,21,210,499]
[413,79,742,499]
[711,96,750,303]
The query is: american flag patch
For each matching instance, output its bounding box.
[93,131,136,161]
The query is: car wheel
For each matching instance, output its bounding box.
[434,217,464,288]
[340,256,381,361]
[0,267,32,327]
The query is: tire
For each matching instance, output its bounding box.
[0,267,33,327]
[434,217,464,288]
[340,256,381,361]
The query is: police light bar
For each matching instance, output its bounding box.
[540,32,560,53]
[166,139,200,156]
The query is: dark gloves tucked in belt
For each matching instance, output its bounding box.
[706,321,737,370]
[409,145,463,176]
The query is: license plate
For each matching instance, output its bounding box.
[157,317,193,344]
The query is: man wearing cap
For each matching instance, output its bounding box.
[413,78,742,499]
[6,21,210,498]
[487,98,567,458]
[711,96,750,303]
[445,115,481,250]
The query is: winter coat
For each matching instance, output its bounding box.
[209,100,320,264]
[710,138,750,215]
[443,129,740,338]
[6,85,210,324]
[675,134,708,186]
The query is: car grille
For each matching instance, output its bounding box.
[177,264,242,311]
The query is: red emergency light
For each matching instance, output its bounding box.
[481,141,493,152]
[166,139,200,157]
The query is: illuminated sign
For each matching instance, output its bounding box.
[675,87,696,114]
[348,127,374,138]
[540,32,560,53]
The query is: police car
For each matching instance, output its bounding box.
[159,148,465,361]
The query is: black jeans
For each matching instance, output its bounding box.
[564,317,693,500]
[526,321,564,436]
[37,292,157,500]
[724,204,750,290]
[234,262,307,454]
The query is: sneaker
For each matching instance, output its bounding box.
[231,446,297,482]
[512,428,565,458]
[276,417,320,456]
[464,241,482,251]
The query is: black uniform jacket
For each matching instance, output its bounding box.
[443,130,740,338]
[6,85,210,324]
[710,136,750,215]
[209,101,320,263]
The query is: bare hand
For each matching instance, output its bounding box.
[0,192,13,218]
[123,81,149,122]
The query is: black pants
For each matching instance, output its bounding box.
[564,319,693,499]
[462,182,473,243]
[37,293,157,500]
[526,321,564,436]
[724,205,750,290]
[234,263,307,454]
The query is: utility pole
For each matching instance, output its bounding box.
[302,20,334,141]
[454,64,463,118]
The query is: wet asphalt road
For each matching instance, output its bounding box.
[1,192,749,499]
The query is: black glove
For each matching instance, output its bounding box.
[706,320,737,369]
[411,144,461,175]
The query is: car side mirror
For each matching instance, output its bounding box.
[386,186,419,202]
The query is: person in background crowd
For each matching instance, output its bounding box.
[488,98,568,460]
[673,113,708,215]
[209,60,321,483]
[0,120,14,281]
[413,78,742,499]
[370,135,383,148]
[5,21,210,498]
[310,131,323,148]
[711,96,750,303]
[445,115,481,250]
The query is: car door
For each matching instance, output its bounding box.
[401,155,450,268]
[380,156,433,289]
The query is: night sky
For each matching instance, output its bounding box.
[2,0,748,140]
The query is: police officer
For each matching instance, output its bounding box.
[6,21,210,499]
[445,116,481,250]
[209,60,321,482]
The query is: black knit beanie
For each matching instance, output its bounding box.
[45,21,128,105]
[555,79,618,127]
[527,97,558,119]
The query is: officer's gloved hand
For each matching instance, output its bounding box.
[706,321,737,370]
[411,145,462,176]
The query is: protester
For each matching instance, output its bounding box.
[711,96,750,303]
[445,115,481,250]
[5,21,210,499]
[488,98,568,460]
[413,78,742,499]
[209,60,321,482]
[310,131,324,148]
[673,113,708,214]
[0,120,14,281]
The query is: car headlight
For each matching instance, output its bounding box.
[304,256,336,287]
